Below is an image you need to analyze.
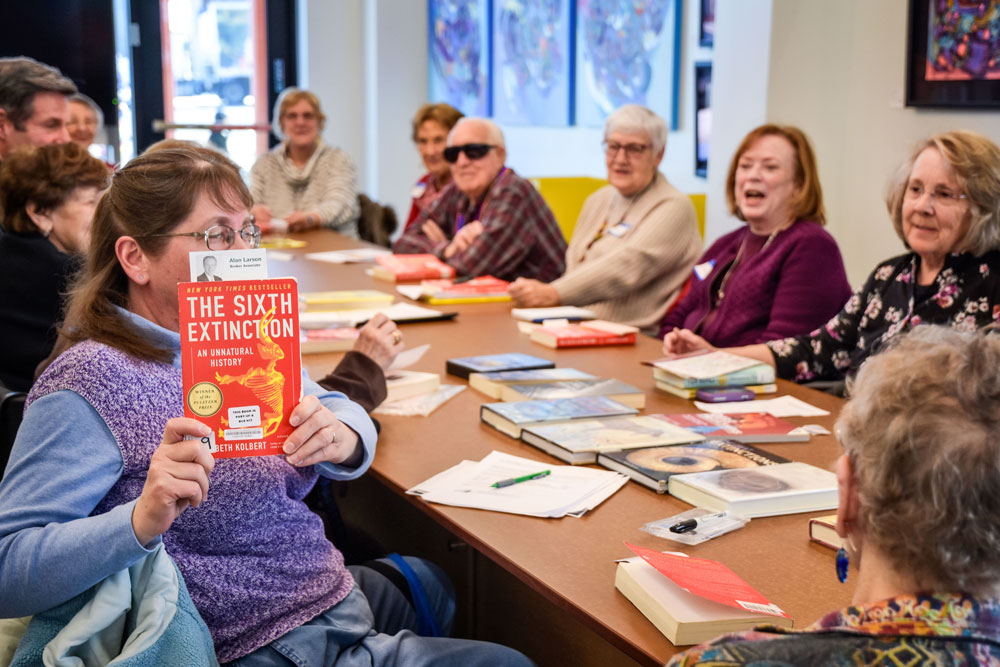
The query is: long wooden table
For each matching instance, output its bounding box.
[269,232,854,666]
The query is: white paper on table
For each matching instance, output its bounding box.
[306,248,391,264]
[389,343,430,370]
[407,459,479,496]
[396,285,425,301]
[693,395,831,418]
[372,385,465,417]
[414,450,627,518]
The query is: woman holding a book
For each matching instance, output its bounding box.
[659,124,852,348]
[671,326,1000,664]
[664,130,1000,383]
[0,146,530,666]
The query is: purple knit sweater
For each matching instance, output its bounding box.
[29,341,353,663]
[659,220,852,346]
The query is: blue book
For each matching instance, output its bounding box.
[447,353,554,380]
[480,396,638,438]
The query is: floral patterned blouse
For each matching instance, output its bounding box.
[766,251,1000,382]
[669,592,1000,666]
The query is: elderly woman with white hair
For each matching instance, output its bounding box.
[670,326,1000,664]
[508,104,701,332]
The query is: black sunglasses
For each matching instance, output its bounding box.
[443,143,495,163]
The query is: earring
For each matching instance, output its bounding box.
[836,546,849,583]
[137,274,145,282]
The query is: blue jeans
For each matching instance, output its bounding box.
[224,557,532,667]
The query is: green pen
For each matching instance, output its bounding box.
[491,469,551,488]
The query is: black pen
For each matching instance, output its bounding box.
[669,511,729,534]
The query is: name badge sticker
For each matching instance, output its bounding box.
[607,221,632,238]
[694,260,716,281]
[410,182,427,198]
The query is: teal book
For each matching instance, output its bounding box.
[480,396,638,438]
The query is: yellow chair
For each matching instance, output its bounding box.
[531,176,706,242]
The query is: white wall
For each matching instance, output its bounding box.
[708,0,1000,286]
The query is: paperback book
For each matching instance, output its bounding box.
[668,461,838,517]
[480,396,638,438]
[372,253,456,282]
[521,415,703,465]
[178,279,301,458]
[653,412,809,443]
[469,368,598,399]
[652,352,775,386]
[383,370,441,404]
[655,381,777,400]
[415,276,511,304]
[446,353,555,380]
[530,320,638,348]
[598,439,788,493]
[500,379,645,409]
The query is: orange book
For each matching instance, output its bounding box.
[420,276,509,296]
[373,254,456,282]
[178,279,302,458]
[530,320,638,348]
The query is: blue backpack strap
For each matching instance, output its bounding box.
[386,553,443,638]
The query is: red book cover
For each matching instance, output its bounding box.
[652,412,809,443]
[420,275,509,295]
[531,324,637,348]
[374,254,456,281]
[178,279,302,458]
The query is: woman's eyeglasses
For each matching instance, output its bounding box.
[602,141,651,159]
[140,221,262,250]
[443,143,495,163]
[904,183,968,208]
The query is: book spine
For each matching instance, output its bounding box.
[554,334,636,348]
[446,360,473,380]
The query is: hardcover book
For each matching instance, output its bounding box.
[178,279,301,458]
[500,379,645,409]
[416,276,511,304]
[469,367,598,399]
[530,320,638,349]
[298,289,394,311]
[616,545,792,646]
[653,412,809,443]
[383,370,441,404]
[480,396,638,438]
[372,253,456,282]
[598,439,788,493]
[446,353,554,380]
[654,381,777,400]
[668,461,838,517]
[521,415,703,465]
[808,514,842,550]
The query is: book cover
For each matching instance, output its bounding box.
[300,327,359,355]
[653,413,809,443]
[654,380,777,400]
[372,253,456,282]
[668,461,838,517]
[598,439,788,493]
[530,320,638,349]
[480,396,638,438]
[178,279,301,458]
[808,514,842,550]
[501,379,645,409]
[653,363,776,388]
[653,351,771,381]
[299,289,394,311]
[521,415,703,465]
[616,544,792,645]
[469,367,598,399]
[446,352,555,380]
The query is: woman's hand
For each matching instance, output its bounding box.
[353,312,404,370]
[283,395,361,468]
[132,418,216,547]
[508,278,560,307]
[285,210,321,232]
[662,328,716,356]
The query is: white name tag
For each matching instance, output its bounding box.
[607,221,632,237]
[410,182,427,198]
[694,260,716,281]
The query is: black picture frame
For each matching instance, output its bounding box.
[694,62,711,178]
[699,0,715,48]
[905,0,1000,108]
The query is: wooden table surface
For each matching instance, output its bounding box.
[269,232,854,666]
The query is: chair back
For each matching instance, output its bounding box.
[0,383,26,479]
[357,194,398,248]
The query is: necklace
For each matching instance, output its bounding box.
[715,227,782,301]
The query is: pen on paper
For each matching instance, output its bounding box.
[491,470,551,488]
[669,511,729,534]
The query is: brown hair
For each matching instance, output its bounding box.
[411,103,464,142]
[60,146,252,363]
[0,142,110,234]
[274,88,325,139]
[0,57,77,129]
[886,130,1000,256]
[838,326,1000,594]
[725,124,826,225]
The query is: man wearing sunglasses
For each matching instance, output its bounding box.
[393,118,565,282]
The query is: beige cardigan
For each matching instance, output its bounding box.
[552,172,701,332]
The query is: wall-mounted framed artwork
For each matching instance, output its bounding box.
[694,62,711,178]
[574,0,683,129]
[428,0,492,116]
[905,0,1000,108]
[491,0,574,126]
[700,0,715,48]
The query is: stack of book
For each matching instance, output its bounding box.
[372,253,456,282]
[405,276,511,304]
[383,370,441,404]
[530,320,638,349]
[469,367,598,399]
[651,351,776,399]
[299,289,394,311]
[521,415,702,465]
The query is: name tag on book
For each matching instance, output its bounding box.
[188,249,269,282]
